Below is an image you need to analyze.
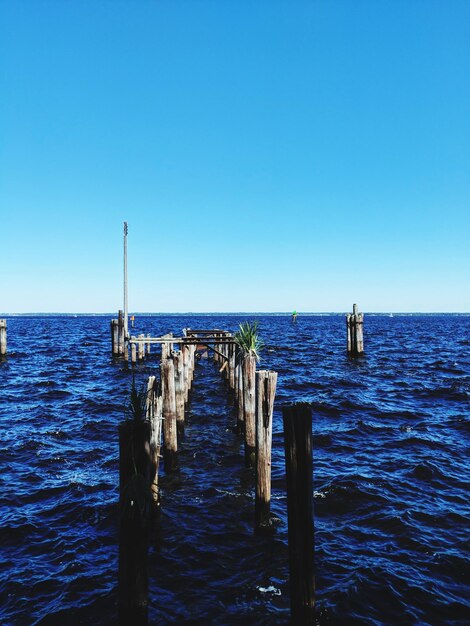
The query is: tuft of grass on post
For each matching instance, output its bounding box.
[126,376,148,421]
[234,320,264,362]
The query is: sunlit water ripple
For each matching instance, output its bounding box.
[0,314,469,624]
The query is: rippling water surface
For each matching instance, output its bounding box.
[0,314,469,625]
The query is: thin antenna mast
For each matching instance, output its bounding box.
[123,221,128,339]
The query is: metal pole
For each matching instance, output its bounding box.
[124,221,128,339]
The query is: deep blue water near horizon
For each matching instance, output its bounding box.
[0,314,469,625]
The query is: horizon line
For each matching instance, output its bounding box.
[1,311,469,316]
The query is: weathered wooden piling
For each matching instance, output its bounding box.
[146,376,163,505]
[111,319,119,355]
[161,333,173,360]
[138,335,145,360]
[282,404,314,625]
[172,350,185,433]
[118,309,125,355]
[182,344,190,403]
[237,361,244,434]
[0,320,7,356]
[161,357,178,472]
[188,344,196,387]
[255,370,278,530]
[118,418,151,626]
[229,343,235,391]
[131,343,137,365]
[243,355,257,466]
[346,303,364,355]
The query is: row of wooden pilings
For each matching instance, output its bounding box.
[116,327,315,625]
[118,335,198,625]
[209,330,279,529]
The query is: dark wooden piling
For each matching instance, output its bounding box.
[161,357,178,472]
[118,418,151,626]
[243,355,257,466]
[255,370,278,530]
[0,319,7,356]
[347,303,364,355]
[282,404,314,625]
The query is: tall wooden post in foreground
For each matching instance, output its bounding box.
[255,370,277,530]
[0,320,7,355]
[118,418,151,626]
[283,404,314,626]
[346,303,364,355]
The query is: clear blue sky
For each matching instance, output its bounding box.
[1,0,469,313]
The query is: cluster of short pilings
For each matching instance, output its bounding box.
[346,303,364,354]
[111,310,126,356]
[0,319,6,356]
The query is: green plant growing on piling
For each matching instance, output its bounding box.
[234,320,264,362]
[126,376,148,421]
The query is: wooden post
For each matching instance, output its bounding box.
[255,370,277,530]
[161,333,173,361]
[243,354,257,466]
[182,344,190,403]
[234,354,239,403]
[237,361,244,434]
[282,404,314,625]
[118,309,125,355]
[229,343,235,390]
[347,304,364,355]
[356,312,364,353]
[131,343,137,365]
[172,350,185,433]
[188,345,196,388]
[138,336,144,360]
[146,376,162,505]
[0,320,6,356]
[147,334,151,354]
[346,314,352,353]
[111,319,119,355]
[161,358,177,472]
[118,418,151,626]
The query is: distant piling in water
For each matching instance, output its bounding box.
[0,319,7,355]
[346,303,364,355]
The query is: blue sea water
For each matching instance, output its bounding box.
[0,314,469,625]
